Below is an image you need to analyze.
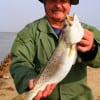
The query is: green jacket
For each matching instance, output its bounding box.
[10,17,100,100]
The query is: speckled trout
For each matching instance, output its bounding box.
[12,14,84,100]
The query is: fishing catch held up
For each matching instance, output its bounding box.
[12,14,84,100]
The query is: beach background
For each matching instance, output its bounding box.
[0,32,100,100]
[0,32,16,61]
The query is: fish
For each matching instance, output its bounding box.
[12,14,84,100]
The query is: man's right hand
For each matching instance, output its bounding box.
[28,79,56,100]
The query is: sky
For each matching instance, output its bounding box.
[0,0,100,32]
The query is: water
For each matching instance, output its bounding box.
[0,32,17,61]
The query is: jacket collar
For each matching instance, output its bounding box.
[37,17,58,38]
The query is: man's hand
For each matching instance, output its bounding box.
[34,84,56,100]
[28,79,56,100]
[77,29,94,52]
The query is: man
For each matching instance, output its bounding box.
[10,0,100,100]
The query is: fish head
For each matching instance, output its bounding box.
[62,14,84,44]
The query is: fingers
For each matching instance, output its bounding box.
[34,84,56,100]
[49,84,56,95]
[43,84,56,97]
[77,40,90,52]
[77,29,94,52]
[35,91,43,100]
[28,79,35,89]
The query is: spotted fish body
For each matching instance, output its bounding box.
[13,14,84,100]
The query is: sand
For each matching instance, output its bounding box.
[0,67,100,100]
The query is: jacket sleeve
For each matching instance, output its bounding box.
[10,24,38,94]
[78,23,100,68]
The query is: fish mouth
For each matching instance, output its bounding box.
[66,14,74,26]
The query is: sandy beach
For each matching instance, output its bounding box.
[87,67,100,100]
[0,67,100,100]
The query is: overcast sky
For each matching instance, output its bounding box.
[0,0,100,32]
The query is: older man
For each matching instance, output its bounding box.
[10,0,100,100]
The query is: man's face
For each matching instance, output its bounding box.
[44,0,71,22]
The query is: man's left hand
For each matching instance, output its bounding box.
[77,29,94,52]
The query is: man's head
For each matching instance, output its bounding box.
[39,0,79,5]
[40,0,77,28]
